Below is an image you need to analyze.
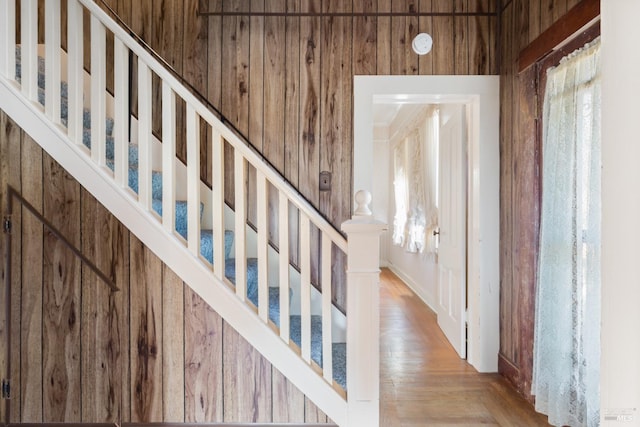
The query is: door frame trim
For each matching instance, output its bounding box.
[353,75,500,372]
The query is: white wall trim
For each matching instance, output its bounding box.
[386,264,437,313]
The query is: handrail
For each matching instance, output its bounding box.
[93,0,347,245]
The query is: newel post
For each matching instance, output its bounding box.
[341,190,387,427]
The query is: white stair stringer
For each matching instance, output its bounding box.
[0,71,348,427]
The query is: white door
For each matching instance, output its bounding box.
[437,104,468,358]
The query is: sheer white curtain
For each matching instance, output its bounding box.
[391,108,439,254]
[532,38,601,427]
[406,129,427,252]
[392,142,408,246]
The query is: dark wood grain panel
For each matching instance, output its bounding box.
[376,0,391,75]
[469,0,491,74]
[129,237,163,422]
[184,286,223,422]
[498,0,515,366]
[42,153,81,422]
[79,190,127,423]
[455,2,469,74]
[432,1,455,74]
[19,135,44,423]
[418,0,434,75]
[390,0,419,75]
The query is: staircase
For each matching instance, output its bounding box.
[0,1,385,426]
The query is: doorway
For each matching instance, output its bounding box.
[353,75,500,372]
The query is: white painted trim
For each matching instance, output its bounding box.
[354,75,500,373]
[601,2,640,423]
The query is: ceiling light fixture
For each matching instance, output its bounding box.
[412,33,433,55]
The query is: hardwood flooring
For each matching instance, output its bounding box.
[379,269,551,426]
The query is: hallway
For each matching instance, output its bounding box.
[379,269,550,426]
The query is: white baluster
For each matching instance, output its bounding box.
[300,213,311,363]
[321,231,333,384]
[67,0,84,144]
[137,60,152,211]
[186,104,200,256]
[257,170,269,322]
[162,81,176,234]
[0,0,16,79]
[90,15,106,165]
[278,192,290,342]
[113,37,129,188]
[20,0,38,103]
[211,128,225,279]
[234,151,247,301]
[45,0,61,122]
[341,190,387,427]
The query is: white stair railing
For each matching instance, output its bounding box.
[0,1,387,425]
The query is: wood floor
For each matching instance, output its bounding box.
[379,269,551,426]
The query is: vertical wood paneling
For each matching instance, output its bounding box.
[222,324,272,422]
[184,0,209,183]
[454,0,470,75]
[499,0,586,404]
[353,0,377,76]
[305,398,329,423]
[469,0,490,75]
[432,0,456,74]
[20,134,42,423]
[184,287,223,422]
[80,190,127,423]
[272,370,305,422]
[391,0,419,75]
[162,265,185,422]
[376,0,391,75]
[418,0,434,75]
[42,153,81,422]
[4,114,21,424]
[129,237,162,422]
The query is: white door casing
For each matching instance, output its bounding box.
[436,104,467,359]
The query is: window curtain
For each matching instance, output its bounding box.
[391,108,439,254]
[392,142,408,246]
[532,38,601,427]
[406,129,427,253]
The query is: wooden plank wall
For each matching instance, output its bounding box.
[498,0,582,403]
[0,110,332,424]
[92,0,497,310]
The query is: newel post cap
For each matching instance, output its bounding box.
[341,190,387,234]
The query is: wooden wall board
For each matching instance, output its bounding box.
[469,0,491,75]
[129,237,163,422]
[162,265,185,422]
[184,286,223,423]
[222,322,272,423]
[305,397,328,423]
[271,369,305,422]
[376,0,391,75]
[19,135,43,423]
[418,0,434,75]
[390,0,419,75]
[42,153,82,422]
